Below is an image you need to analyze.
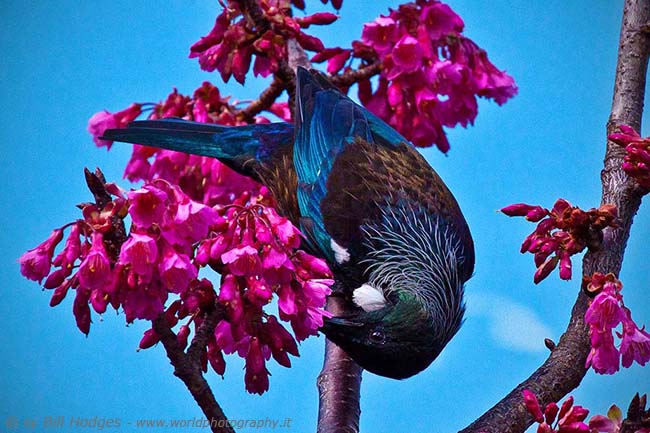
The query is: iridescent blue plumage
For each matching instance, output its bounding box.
[103,67,474,379]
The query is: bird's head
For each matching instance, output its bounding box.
[321,292,459,379]
[321,203,471,379]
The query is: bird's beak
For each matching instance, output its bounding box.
[322,316,364,327]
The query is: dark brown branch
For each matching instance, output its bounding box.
[317,293,363,433]
[237,77,286,122]
[153,311,235,433]
[330,61,381,88]
[82,167,127,261]
[187,306,225,364]
[460,1,650,432]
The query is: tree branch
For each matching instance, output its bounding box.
[153,310,235,433]
[236,77,286,122]
[460,1,650,432]
[330,61,381,88]
[621,393,650,433]
[317,292,363,433]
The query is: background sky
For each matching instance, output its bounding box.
[2,1,649,432]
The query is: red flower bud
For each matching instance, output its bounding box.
[138,328,160,350]
[522,389,544,423]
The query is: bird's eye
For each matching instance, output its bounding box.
[368,329,386,344]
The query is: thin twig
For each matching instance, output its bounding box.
[237,77,286,122]
[153,311,235,433]
[187,306,225,365]
[330,61,381,88]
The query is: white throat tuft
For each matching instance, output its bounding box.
[352,284,387,312]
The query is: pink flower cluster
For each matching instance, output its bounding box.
[583,273,650,375]
[20,177,332,394]
[523,390,630,433]
[87,82,292,208]
[189,1,338,83]
[346,0,517,151]
[501,199,617,284]
[19,180,214,332]
[201,191,333,393]
[608,124,650,189]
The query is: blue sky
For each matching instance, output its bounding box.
[2,1,649,432]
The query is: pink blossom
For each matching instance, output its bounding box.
[277,284,297,316]
[181,278,216,313]
[584,291,625,331]
[263,315,299,367]
[168,191,219,244]
[586,329,620,374]
[78,232,112,292]
[159,245,197,294]
[19,228,63,282]
[218,275,245,322]
[244,338,270,395]
[420,2,464,39]
[619,312,650,368]
[189,4,331,84]
[88,103,142,150]
[261,246,289,269]
[294,250,332,278]
[207,341,226,376]
[90,288,108,314]
[267,102,292,122]
[221,245,261,276]
[361,16,398,56]
[124,145,156,182]
[87,112,117,148]
[524,392,595,433]
[49,279,71,307]
[501,203,549,222]
[302,279,333,307]
[214,320,237,355]
[387,35,423,79]
[127,185,168,228]
[245,276,273,306]
[119,233,158,282]
[267,210,301,248]
[296,12,338,27]
[52,223,81,272]
[121,281,166,322]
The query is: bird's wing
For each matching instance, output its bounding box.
[293,68,379,262]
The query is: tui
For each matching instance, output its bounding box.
[103,67,475,379]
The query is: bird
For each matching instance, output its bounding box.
[103,67,475,379]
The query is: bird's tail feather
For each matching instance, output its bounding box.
[102,118,294,177]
